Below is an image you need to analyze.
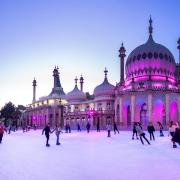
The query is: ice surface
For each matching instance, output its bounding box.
[0,130,180,180]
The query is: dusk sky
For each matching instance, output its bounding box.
[0,0,180,108]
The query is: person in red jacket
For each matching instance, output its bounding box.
[0,121,7,144]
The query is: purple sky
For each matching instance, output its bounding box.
[0,0,180,108]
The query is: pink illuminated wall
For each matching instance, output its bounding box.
[123,96,130,126]
[152,95,165,126]
[170,101,178,122]
[135,95,147,124]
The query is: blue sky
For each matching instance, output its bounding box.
[0,0,180,108]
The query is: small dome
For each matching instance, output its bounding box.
[66,86,86,102]
[94,68,115,97]
[66,77,86,102]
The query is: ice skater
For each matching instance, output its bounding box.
[77,123,81,132]
[107,122,112,137]
[113,122,119,134]
[86,122,91,133]
[168,121,178,137]
[135,123,150,145]
[65,123,71,133]
[97,121,100,132]
[171,127,180,148]
[42,123,53,147]
[157,121,164,136]
[132,122,139,140]
[0,122,7,144]
[147,122,155,140]
[54,125,63,145]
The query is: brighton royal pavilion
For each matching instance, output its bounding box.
[24,17,180,130]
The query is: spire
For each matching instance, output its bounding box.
[32,78,37,87]
[104,67,108,79]
[74,76,78,87]
[80,75,84,91]
[149,15,153,36]
[177,37,180,64]
[50,66,65,96]
[119,42,126,57]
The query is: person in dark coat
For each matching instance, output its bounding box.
[135,123,150,145]
[65,123,71,133]
[86,122,91,133]
[172,127,180,148]
[147,122,155,140]
[157,121,164,136]
[132,122,139,140]
[77,123,81,132]
[97,120,100,132]
[42,123,53,147]
[113,122,119,134]
[0,122,7,144]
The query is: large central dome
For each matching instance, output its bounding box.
[125,18,176,84]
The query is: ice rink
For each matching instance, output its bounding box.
[0,129,180,180]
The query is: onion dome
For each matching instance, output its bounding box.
[125,16,176,83]
[66,77,86,102]
[94,68,115,97]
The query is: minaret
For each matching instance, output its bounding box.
[119,43,126,84]
[32,78,37,102]
[177,38,180,64]
[80,75,84,92]
[50,66,65,96]
[75,76,78,87]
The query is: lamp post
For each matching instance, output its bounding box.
[59,98,64,127]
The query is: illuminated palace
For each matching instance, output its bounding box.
[25,18,180,129]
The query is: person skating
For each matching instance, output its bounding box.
[42,123,53,147]
[0,122,7,144]
[86,122,91,133]
[157,121,164,136]
[107,122,112,137]
[97,120,100,132]
[77,123,81,132]
[132,122,139,140]
[147,122,155,140]
[169,121,179,137]
[172,127,180,148]
[54,125,63,145]
[65,123,71,133]
[135,123,150,145]
[113,122,119,134]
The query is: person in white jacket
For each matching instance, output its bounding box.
[54,125,63,145]
[107,122,112,137]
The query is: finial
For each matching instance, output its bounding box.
[75,76,78,86]
[149,15,153,36]
[104,67,108,78]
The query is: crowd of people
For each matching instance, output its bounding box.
[1,119,180,148]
